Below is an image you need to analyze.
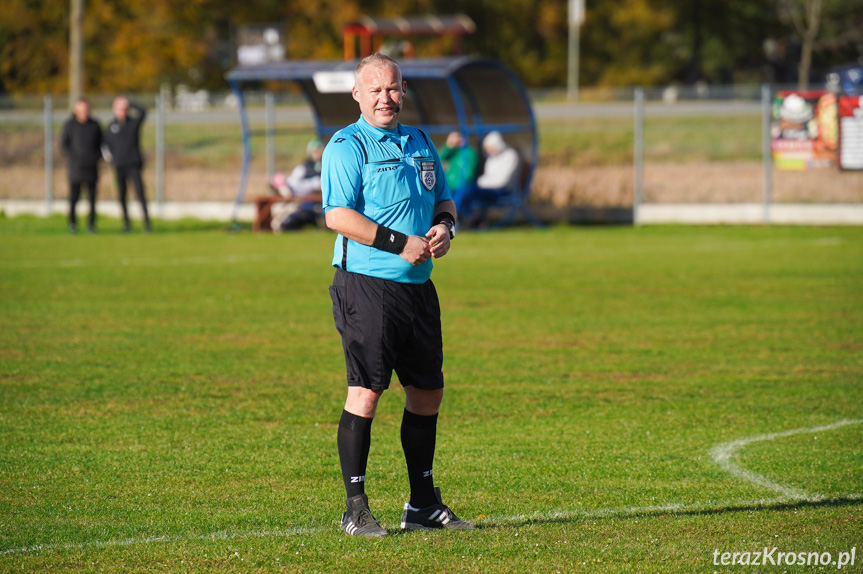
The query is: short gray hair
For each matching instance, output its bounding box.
[355,53,402,85]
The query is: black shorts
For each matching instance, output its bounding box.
[329,268,444,391]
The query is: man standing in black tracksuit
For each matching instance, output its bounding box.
[104,97,151,232]
[60,98,103,233]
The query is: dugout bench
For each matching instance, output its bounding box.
[226,56,539,228]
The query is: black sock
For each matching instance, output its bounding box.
[337,410,373,499]
[401,409,438,508]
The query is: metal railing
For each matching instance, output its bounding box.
[1,85,859,225]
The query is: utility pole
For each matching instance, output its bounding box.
[567,0,585,100]
[69,0,84,106]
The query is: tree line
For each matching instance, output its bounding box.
[2,0,861,95]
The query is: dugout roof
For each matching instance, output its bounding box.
[225,56,538,219]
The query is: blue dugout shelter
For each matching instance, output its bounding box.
[226,56,538,225]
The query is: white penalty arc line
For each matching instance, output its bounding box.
[3,419,862,556]
[709,418,863,501]
[493,416,863,526]
[5,494,863,556]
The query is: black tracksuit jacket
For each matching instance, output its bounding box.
[60,116,103,183]
[104,103,146,169]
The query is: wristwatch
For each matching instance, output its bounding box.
[442,219,455,240]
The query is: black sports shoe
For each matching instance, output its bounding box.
[401,487,475,531]
[341,493,388,537]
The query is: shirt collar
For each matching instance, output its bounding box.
[357,115,411,145]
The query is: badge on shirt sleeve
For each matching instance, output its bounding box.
[420,161,436,191]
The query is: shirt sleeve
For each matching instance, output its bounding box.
[129,103,147,125]
[60,121,71,159]
[322,135,363,212]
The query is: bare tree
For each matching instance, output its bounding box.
[779,0,822,89]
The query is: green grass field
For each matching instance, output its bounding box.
[1,217,861,573]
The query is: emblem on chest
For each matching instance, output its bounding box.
[419,161,436,191]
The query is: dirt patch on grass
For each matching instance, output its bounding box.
[531,162,863,207]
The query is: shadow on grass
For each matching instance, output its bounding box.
[475,494,863,530]
[5,496,859,554]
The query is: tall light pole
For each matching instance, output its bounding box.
[69,0,84,106]
[568,0,585,100]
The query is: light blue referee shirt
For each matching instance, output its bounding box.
[322,116,452,284]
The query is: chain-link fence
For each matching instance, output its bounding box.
[2,86,861,224]
[0,92,318,208]
[529,84,863,224]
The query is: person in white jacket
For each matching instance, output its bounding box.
[269,138,324,231]
[456,131,521,226]
[476,131,520,191]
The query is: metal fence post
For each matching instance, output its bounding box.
[633,87,645,225]
[266,91,276,182]
[761,84,773,225]
[44,94,55,215]
[155,94,165,217]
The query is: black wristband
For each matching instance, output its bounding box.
[432,211,456,227]
[372,225,408,255]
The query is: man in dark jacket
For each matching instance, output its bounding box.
[104,97,150,232]
[60,98,102,233]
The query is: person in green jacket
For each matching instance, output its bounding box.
[439,131,479,213]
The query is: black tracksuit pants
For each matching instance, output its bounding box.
[69,181,97,229]
[116,166,150,228]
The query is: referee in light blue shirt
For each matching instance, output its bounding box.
[323,53,474,537]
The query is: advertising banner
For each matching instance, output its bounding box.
[838,95,863,170]
[771,90,838,170]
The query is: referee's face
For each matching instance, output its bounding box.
[353,63,406,131]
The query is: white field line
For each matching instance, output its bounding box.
[3,419,861,555]
[709,418,863,501]
[0,526,318,556]
[5,494,862,556]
